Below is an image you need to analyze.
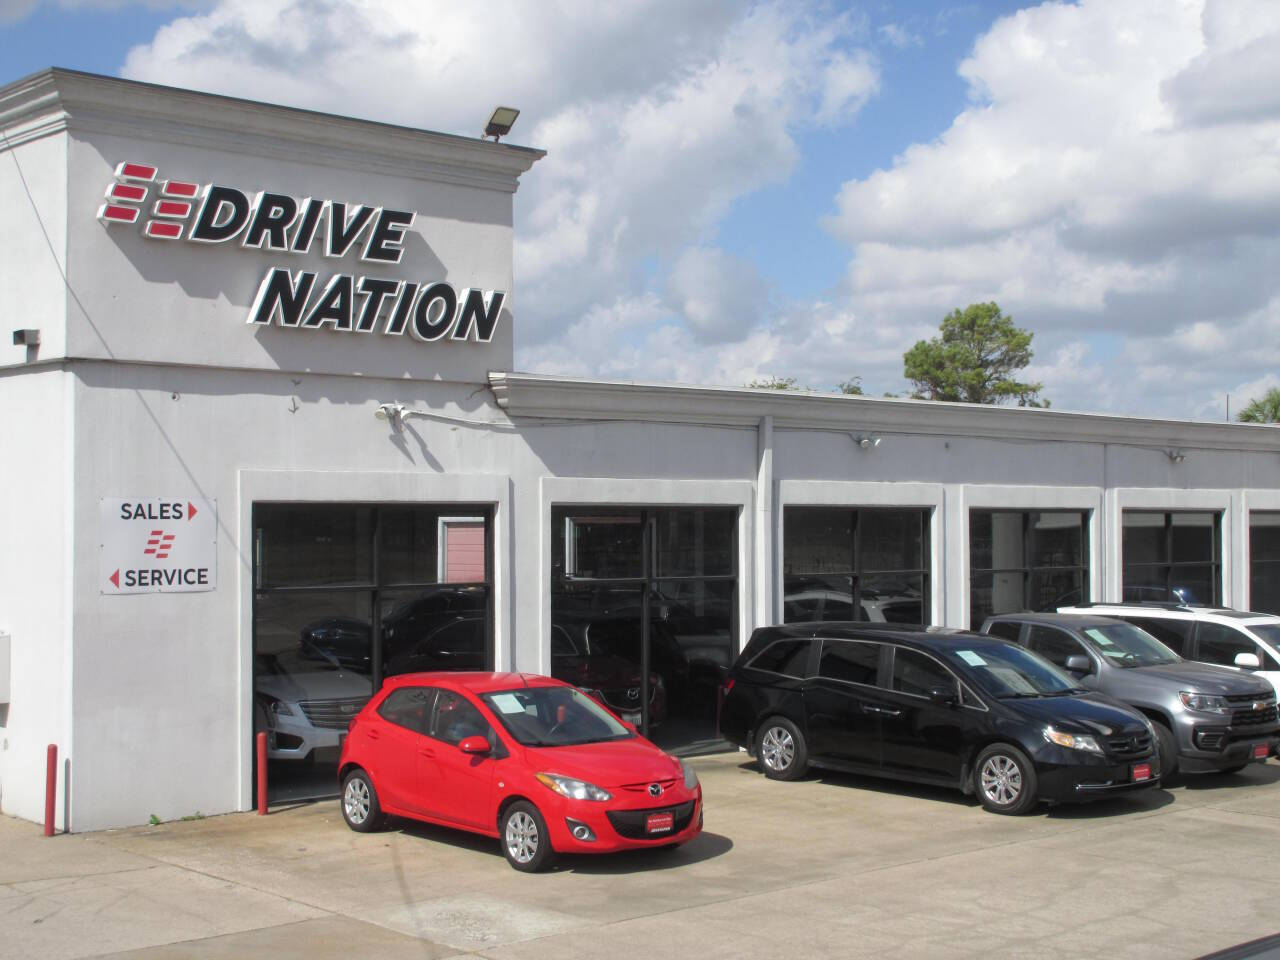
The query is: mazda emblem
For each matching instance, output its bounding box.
[648,782,663,798]
[627,687,640,701]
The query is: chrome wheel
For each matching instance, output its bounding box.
[980,754,1023,807]
[343,777,371,825]
[505,810,539,865]
[760,725,795,772]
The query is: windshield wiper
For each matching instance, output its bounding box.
[996,692,1042,699]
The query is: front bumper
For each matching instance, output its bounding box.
[1178,732,1278,773]
[1033,747,1162,804]
[538,787,704,854]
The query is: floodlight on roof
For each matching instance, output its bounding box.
[484,106,520,141]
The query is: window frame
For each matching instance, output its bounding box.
[1121,510,1222,605]
[968,510,1091,625]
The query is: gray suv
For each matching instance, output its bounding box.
[980,613,1279,777]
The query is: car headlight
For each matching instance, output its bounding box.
[1044,726,1104,755]
[1179,692,1231,715]
[535,773,612,802]
[680,759,699,790]
[256,695,297,723]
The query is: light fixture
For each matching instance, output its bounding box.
[1164,449,1186,464]
[852,433,882,449]
[484,106,520,141]
[374,402,405,429]
[12,329,39,346]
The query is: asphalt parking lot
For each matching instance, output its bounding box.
[3,752,1279,960]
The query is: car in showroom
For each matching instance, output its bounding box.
[983,612,1279,775]
[718,623,1161,815]
[254,648,372,763]
[1056,602,1280,705]
[337,672,703,871]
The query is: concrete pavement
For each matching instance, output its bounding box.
[2,753,1279,959]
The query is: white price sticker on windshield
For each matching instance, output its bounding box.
[489,693,526,715]
[1084,628,1114,646]
[957,650,987,667]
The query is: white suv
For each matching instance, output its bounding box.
[1056,603,1280,703]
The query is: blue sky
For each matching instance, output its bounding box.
[3,1,1279,419]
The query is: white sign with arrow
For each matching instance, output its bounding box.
[100,497,217,594]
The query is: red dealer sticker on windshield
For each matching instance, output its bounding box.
[646,812,674,834]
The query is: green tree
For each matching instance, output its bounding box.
[1236,387,1280,423]
[838,377,864,395]
[747,376,803,390]
[903,302,1046,406]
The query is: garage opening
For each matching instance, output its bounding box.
[252,503,493,803]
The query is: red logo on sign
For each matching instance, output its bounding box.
[97,161,199,241]
[143,529,177,559]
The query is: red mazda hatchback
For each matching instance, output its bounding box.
[337,672,703,871]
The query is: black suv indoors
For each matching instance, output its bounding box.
[719,624,1160,814]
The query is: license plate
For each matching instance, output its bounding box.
[1131,763,1152,782]
[645,812,674,834]
[1253,743,1269,760]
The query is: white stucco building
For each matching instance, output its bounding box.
[2,69,1278,831]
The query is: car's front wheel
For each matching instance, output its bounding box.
[1152,721,1179,780]
[341,769,383,832]
[974,744,1038,815]
[500,801,556,872]
[755,717,809,781]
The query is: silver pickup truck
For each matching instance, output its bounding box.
[979,612,1279,777]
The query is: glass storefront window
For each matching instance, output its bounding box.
[1122,511,1220,605]
[253,503,492,803]
[1250,513,1280,614]
[783,507,931,625]
[969,511,1090,627]
[550,506,738,754]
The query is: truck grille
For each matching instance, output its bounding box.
[1231,705,1278,727]
[298,697,370,729]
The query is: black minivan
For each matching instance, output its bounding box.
[719,624,1161,814]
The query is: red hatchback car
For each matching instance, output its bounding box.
[337,672,703,871]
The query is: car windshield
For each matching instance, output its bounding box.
[1247,624,1280,651]
[1078,623,1179,667]
[482,686,633,747]
[942,642,1083,698]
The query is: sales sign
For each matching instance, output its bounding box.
[101,497,217,594]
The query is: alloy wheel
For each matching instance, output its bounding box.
[979,754,1023,807]
[761,725,795,772]
[505,810,540,864]
[344,777,371,825]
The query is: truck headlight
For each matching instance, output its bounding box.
[1179,692,1231,716]
[1044,726,1104,755]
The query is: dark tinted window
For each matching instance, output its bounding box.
[1127,616,1191,655]
[818,640,881,685]
[431,690,491,745]
[1026,625,1088,669]
[377,686,435,734]
[749,639,811,678]
[1122,511,1221,605]
[985,621,1022,642]
[1196,623,1261,668]
[891,648,955,697]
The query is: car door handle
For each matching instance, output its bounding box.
[864,706,901,717]
[418,747,435,758]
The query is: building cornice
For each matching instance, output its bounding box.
[488,371,1280,453]
[0,68,544,192]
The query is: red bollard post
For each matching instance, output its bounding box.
[256,732,268,815]
[44,744,57,837]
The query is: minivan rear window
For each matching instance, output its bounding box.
[749,639,811,678]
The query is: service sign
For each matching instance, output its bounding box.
[101,497,217,595]
[95,161,504,345]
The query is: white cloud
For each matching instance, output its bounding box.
[665,247,770,344]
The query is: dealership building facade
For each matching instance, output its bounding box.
[2,69,1279,832]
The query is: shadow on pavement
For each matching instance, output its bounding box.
[555,831,733,875]
[1180,762,1280,791]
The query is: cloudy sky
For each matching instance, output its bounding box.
[4,0,1279,419]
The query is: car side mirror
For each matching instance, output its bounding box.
[458,735,491,755]
[927,685,958,707]
[1064,654,1093,675]
[1234,652,1261,670]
